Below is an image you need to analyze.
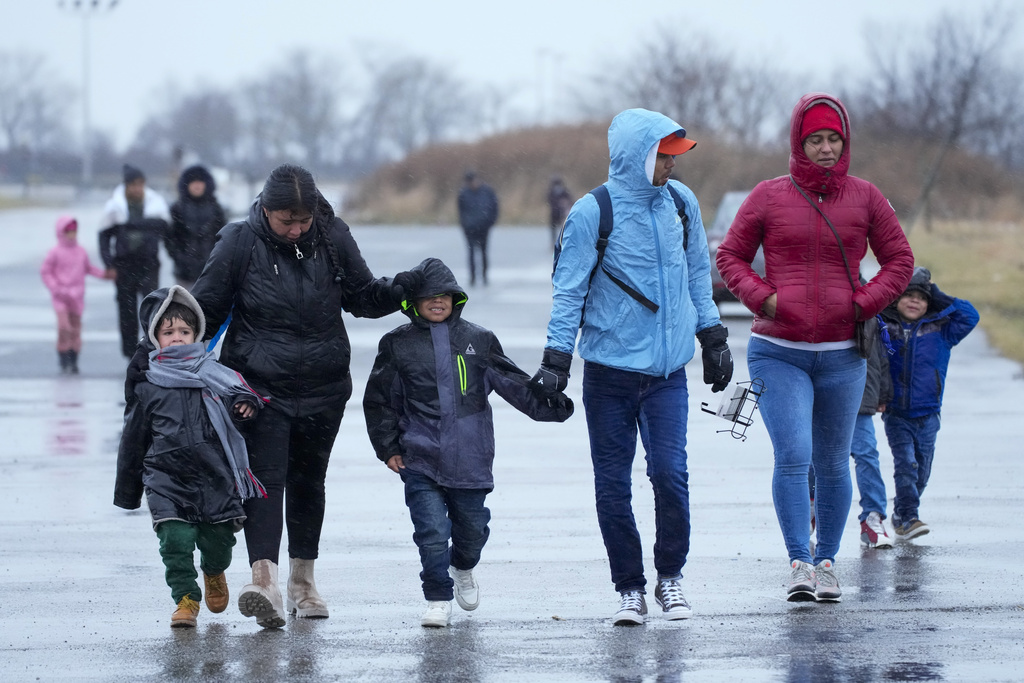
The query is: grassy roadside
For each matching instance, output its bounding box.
[907,220,1024,367]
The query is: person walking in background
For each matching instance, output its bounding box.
[99,164,171,358]
[168,165,227,289]
[187,164,423,629]
[810,313,895,549]
[40,215,114,374]
[717,93,914,603]
[363,257,573,628]
[531,108,733,625]
[879,267,979,540]
[114,286,264,628]
[457,170,498,286]
[547,175,572,248]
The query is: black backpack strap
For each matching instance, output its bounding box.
[587,185,659,315]
[667,183,690,251]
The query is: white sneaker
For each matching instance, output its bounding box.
[421,600,452,628]
[860,511,894,549]
[612,590,647,626]
[449,566,480,611]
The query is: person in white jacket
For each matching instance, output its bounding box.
[98,164,170,357]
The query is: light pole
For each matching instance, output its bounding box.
[57,0,118,189]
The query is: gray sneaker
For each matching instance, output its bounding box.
[654,577,692,620]
[814,560,842,602]
[787,560,816,602]
[449,566,480,611]
[612,590,647,626]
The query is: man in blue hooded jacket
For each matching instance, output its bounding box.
[531,108,733,625]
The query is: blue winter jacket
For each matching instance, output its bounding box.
[545,108,720,376]
[879,290,979,418]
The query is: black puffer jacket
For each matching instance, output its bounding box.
[114,287,256,529]
[363,258,573,489]
[168,166,227,282]
[191,195,399,417]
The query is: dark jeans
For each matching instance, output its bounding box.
[242,404,344,566]
[156,520,236,603]
[402,470,491,601]
[462,228,490,285]
[582,361,691,593]
[115,262,158,357]
[883,412,941,522]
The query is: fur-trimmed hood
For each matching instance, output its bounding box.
[139,285,207,351]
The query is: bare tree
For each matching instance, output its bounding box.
[131,85,240,169]
[0,51,73,181]
[587,32,791,148]
[857,3,1023,230]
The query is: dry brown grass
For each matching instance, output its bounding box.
[908,220,1024,364]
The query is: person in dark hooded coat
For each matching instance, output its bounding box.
[363,257,573,628]
[168,165,227,289]
[115,285,265,629]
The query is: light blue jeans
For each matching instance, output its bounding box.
[808,413,887,522]
[748,338,865,564]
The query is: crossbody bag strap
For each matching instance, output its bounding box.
[788,175,857,293]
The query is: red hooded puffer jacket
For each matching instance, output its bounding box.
[716,93,914,343]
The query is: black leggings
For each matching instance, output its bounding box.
[242,404,345,566]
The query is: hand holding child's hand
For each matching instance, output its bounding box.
[104,268,117,280]
[386,455,405,473]
[234,402,255,419]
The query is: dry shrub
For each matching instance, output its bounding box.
[346,122,1024,229]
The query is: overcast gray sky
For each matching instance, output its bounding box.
[3,0,987,147]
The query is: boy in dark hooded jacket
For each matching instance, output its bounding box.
[114,285,267,628]
[363,258,573,628]
[879,267,979,540]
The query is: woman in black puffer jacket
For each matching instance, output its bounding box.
[190,164,422,628]
[168,165,227,289]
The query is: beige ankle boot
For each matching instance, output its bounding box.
[287,558,329,618]
[238,559,286,628]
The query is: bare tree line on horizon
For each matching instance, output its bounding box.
[1,3,1021,210]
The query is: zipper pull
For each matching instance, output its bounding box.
[818,195,823,204]
[294,243,304,260]
[274,263,279,275]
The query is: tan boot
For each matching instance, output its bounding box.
[238,559,286,628]
[171,595,200,628]
[203,572,229,614]
[287,558,330,618]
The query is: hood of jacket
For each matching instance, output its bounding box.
[139,285,207,351]
[401,258,468,326]
[176,165,217,201]
[55,215,78,247]
[607,108,689,199]
[788,92,851,197]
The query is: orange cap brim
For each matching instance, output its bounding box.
[658,135,697,155]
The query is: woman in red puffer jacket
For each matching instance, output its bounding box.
[716,92,913,604]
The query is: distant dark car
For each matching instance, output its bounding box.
[707,190,764,304]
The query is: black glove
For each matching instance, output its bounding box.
[929,282,955,310]
[530,348,572,397]
[546,392,575,421]
[696,324,733,393]
[391,270,425,304]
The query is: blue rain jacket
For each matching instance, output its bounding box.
[545,108,720,376]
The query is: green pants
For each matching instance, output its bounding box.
[156,520,237,604]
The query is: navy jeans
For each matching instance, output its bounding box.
[582,362,690,593]
[402,470,491,601]
[883,412,940,522]
[747,338,864,564]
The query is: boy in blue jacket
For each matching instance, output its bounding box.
[363,258,573,628]
[878,267,979,539]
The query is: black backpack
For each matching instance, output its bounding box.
[553,183,689,319]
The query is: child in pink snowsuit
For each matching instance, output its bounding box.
[40,215,111,374]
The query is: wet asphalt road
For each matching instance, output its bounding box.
[1,207,1023,682]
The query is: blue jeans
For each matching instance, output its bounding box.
[402,470,491,601]
[582,362,690,593]
[747,338,864,564]
[882,412,940,522]
[851,413,887,521]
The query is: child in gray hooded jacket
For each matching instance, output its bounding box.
[363,258,572,628]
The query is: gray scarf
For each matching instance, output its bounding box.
[146,342,266,500]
